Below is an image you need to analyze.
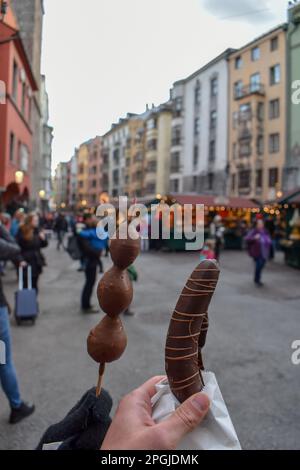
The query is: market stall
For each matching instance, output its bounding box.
[160,194,260,252]
[277,189,300,269]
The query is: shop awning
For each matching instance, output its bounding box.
[276,188,300,205]
[169,194,259,209]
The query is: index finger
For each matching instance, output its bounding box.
[137,375,167,400]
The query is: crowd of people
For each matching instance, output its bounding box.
[0,206,278,449]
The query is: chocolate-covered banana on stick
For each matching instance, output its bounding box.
[87,223,140,396]
[165,259,220,403]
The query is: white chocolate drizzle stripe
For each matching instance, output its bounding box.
[165,351,198,361]
[168,332,200,339]
[173,371,199,385]
[174,310,206,318]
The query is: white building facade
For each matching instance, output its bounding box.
[169,49,234,196]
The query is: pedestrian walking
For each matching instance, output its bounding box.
[200,239,215,262]
[78,216,104,313]
[245,219,272,287]
[10,209,25,239]
[210,215,224,262]
[53,213,68,251]
[16,213,48,293]
[0,221,35,424]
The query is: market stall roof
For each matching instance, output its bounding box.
[276,188,300,205]
[169,194,259,209]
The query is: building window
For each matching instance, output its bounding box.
[232,142,237,159]
[193,145,199,168]
[269,168,278,187]
[147,139,157,151]
[209,140,216,161]
[257,136,264,155]
[174,97,183,116]
[269,133,280,153]
[170,179,179,193]
[22,83,26,115]
[256,169,263,189]
[270,64,280,85]
[257,102,264,121]
[113,169,119,185]
[210,110,217,129]
[91,180,97,188]
[9,132,15,162]
[231,174,236,192]
[234,80,243,99]
[172,126,181,146]
[19,144,29,172]
[147,118,157,130]
[235,56,242,69]
[239,170,251,189]
[208,173,214,190]
[134,152,143,162]
[79,181,83,189]
[251,46,260,61]
[194,82,201,105]
[250,73,260,92]
[240,140,251,157]
[12,61,18,101]
[210,77,218,97]
[194,117,200,136]
[113,148,119,164]
[146,182,156,194]
[147,160,157,173]
[270,36,278,51]
[171,152,180,173]
[269,99,280,119]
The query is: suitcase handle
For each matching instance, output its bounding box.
[19,265,33,290]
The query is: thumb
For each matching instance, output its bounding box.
[158,393,210,446]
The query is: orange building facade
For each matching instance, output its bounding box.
[0,3,38,211]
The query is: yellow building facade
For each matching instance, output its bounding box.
[76,142,90,207]
[144,103,172,197]
[229,25,287,202]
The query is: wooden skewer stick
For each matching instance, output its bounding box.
[96,363,106,397]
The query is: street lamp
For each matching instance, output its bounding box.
[39,189,46,199]
[15,171,24,184]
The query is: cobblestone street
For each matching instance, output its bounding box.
[0,240,299,450]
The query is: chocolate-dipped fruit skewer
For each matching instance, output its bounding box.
[165,259,220,403]
[87,223,140,396]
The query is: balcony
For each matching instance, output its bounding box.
[171,137,181,146]
[234,84,265,100]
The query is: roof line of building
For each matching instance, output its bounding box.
[231,22,288,56]
[173,48,236,86]
[173,22,288,87]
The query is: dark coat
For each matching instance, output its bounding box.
[0,224,21,307]
[17,229,48,278]
[77,236,101,269]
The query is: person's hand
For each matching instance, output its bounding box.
[39,231,46,241]
[255,234,260,240]
[101,376,210,450]
[19,261,27,268]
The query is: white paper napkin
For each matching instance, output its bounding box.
[151,371,241,450]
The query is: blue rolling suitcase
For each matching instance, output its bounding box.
[15,266,39,325]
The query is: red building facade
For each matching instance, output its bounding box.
[0,4,38,211]
[87,136,103,207]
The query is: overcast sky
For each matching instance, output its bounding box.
[41,0,288,170]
